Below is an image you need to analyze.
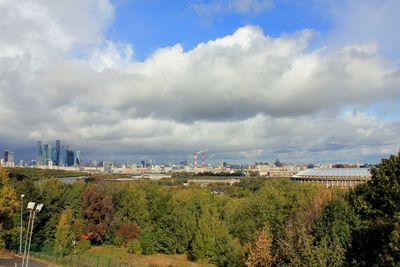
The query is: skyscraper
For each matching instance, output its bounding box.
[41,143,53,164]
[37,141,44,165]
[4,150,9,162]
[55,140,61,166]
[8,152,14,164]
[66,145,74,166]
[76,151,82,166]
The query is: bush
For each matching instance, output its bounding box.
[114,236,124,247]
[139,229,158,255]
[127,239,141,255]
[75,240,91,253]
[116,223,140,241]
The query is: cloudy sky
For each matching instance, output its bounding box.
[0,0,399,164]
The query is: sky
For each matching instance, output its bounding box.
[0,0,399,164]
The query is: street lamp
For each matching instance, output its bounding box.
[21,202,43,267]
[19,194,25,255]
[25,203,43,267]
[22,202,35,267]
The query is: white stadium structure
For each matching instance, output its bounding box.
[291,168,372,187]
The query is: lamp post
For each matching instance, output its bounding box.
[25,203,43,267]
[21,202,43,267]
[19,194,25,255]
[22,202,35,267]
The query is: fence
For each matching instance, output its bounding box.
[31,251,136,267]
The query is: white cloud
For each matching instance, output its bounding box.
[88,41,134,71]
[0,0,399,163]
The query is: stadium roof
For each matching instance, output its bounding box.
[293,168,371,179]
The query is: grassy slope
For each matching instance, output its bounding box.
[85,246,215,267]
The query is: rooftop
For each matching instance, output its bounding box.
[293,168,371,179]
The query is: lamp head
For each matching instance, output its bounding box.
[21,194,25,198]
[35,203,43,213]
[27,202,35,211]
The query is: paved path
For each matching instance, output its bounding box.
[0,256,52,267]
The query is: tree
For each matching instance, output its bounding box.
[0,167,18,248]
[54,209,75,255]
[82,183,114,243]
[245,227,274,267]
[274,187,343,267]
[192,208,242,266]
[120,184,150,227]
[312,197,357,253]
[349,152,400,266]
[34,179,68,248]
[116,223,140,241]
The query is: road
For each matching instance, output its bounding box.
[0,256,53,267]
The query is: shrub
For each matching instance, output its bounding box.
[127,239,141,255]
[116,223,140,241]
[75,240,91,253]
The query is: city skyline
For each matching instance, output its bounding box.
[0,0,399,163]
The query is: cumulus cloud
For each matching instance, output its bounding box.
[0,0,399,163]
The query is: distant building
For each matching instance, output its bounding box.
[256,165,301,177]
[3,150,14,167]
[66,146,75,166]
[291,168,371,187]
[37,141,44,165]
[43,143,52,164]
[8,152,14,164]
[76,151,82,166]
[55,140,61,166]
[4,150,9,162]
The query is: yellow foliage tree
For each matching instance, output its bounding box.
[245,227,275,267]
[0,167,18,248]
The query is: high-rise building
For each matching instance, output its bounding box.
[3,150,14,166]
[55,140,61,166]
[76,151,82,166]
[8,152,14,164]
[4,150,9,162]
[43,143,52,164]
[37,141,44,165]
[66,145,74,166]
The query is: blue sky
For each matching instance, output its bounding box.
[108,0,331,60]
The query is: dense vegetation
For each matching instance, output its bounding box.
[1,153,400,266]
[6,167,86,181]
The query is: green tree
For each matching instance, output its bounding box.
[120,184,150,227]
[54,209,75,255]
[349,152,400,266]
[34,179,68,248]
[192,208,242,266]
[312,197,357,254]
[0,167,18,248]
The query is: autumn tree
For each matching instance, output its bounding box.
[0,167,18,248]
[245,227,274,267]
[54,209,75,255]
[116,223,140,241]
[82,183,114,243]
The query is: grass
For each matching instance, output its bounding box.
[30,246,214,267]
[0,249,12,259]
[81,246,214,267]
